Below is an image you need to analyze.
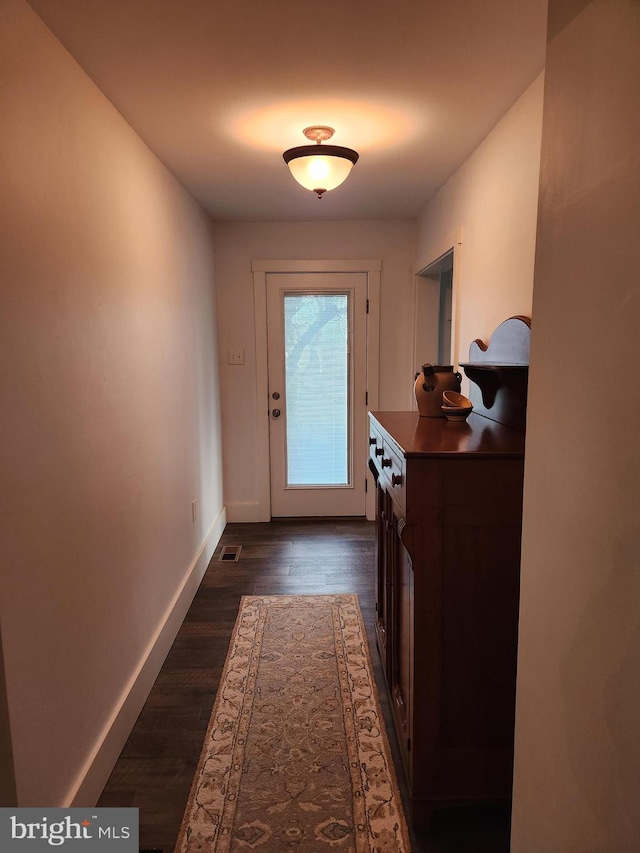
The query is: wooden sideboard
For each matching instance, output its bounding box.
[368,409,525,827]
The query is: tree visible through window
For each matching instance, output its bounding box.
[283,293,349,486]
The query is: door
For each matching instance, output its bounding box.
[266,272,367,517]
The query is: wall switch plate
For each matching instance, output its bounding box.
[191,499,197,522]
[228,348,245,365]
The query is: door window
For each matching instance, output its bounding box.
[284,293,350,486]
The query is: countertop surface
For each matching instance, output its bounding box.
[370,410,526,458]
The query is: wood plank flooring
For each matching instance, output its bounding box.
[98,520,510,852]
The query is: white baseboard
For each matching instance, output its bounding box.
[225,501,266,522]
[65,505,227,807]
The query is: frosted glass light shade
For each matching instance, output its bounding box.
[287,153,354,193]
[283,143,359,197]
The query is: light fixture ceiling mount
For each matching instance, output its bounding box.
[283,126,359,198]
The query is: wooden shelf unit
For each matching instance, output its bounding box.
[369,316,530,827]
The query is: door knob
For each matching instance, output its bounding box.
[272,408,281,418]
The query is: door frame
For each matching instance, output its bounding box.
[252,259,381,521]
[413,226,463,380]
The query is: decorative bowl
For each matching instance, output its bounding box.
[441,405,473,422]
[442,390,473,409]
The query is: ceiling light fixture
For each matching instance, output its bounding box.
[283,126,359,198]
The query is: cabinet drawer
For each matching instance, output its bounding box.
[370,422,406,512]
[384,441,406,516]
[369,421,386,473]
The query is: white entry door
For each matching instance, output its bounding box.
[266,272,368,517]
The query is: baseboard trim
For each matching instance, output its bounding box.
[65,505,227,807]
[225,501,266,522]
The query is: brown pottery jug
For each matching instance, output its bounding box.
[414,364,462,417]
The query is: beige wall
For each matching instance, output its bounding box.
[213,220,415,520]
[0,0,224,805]
[415,74,544,368]
[512,1,640,850]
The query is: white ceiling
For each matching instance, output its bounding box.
[27,0,548,222]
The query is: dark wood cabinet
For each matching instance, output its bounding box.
[368,409,525,827]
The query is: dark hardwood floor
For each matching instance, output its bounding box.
[98,519,510,852]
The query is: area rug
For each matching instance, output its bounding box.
[176,594,410,852]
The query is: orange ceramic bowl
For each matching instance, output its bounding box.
[441,405,473,422]
[442,390,473,409]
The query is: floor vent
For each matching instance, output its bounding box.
[219,545,242,562]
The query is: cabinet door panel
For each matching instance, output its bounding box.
[391,531,414,774]
[374,483,392,677]
[440,513,520,749]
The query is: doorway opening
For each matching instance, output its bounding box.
[414,240,460,376]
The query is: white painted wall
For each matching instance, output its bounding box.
[0,0,224,805]
[415,75,544,369]
[512,1,640,849]
[213,221,415,521]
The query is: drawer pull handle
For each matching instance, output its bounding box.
[369,437,377,446]
[392,473,403,486]
[381,457,392,468]
[375,447,384,456]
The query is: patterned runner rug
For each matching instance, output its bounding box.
[176,594,410,852]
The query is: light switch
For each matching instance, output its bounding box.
[228,348,245,365]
